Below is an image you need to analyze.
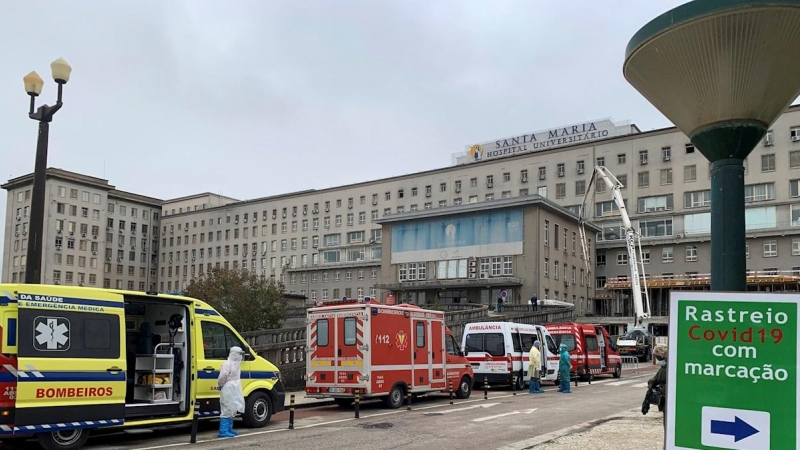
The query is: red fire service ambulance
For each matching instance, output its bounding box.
[305,298,474,409]
[545,322,623,380]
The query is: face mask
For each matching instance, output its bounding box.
[657,360,666,367]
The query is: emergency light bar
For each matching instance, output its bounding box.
[313,296,373,307]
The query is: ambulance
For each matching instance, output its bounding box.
[545,322,622,380]
[304,299,474,409]
[461,322,559,389]
[0,284,286,450]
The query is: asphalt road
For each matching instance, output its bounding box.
[3,367,658,450]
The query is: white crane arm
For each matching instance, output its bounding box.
[578,166,651,329]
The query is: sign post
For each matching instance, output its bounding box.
[667,291,798,449]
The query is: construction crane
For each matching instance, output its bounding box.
[578,166,653,360]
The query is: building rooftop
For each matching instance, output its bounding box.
[1,167,163,205]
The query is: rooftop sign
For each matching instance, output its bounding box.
[454,118,633,165]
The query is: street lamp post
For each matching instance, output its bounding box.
[623,1,800,292]
[23,58,72,285]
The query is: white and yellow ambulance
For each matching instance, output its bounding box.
[0,284,286,450]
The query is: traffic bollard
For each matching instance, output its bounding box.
[512,374,517,396]
[449,380,454,405]
[483,376,488,400]
[354,389,360,419]
[288,394,296,430]
[406,390,412,411]
[190,402,200,443]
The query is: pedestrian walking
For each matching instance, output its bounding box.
[218,346,246,438]
[497,296,503,313]
[528,341,545,394]
[531,294,538,311]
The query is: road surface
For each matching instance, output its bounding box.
[2,369,658,450]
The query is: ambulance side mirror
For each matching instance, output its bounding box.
[244,352,256,361]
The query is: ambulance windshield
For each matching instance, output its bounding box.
[551,334,576,352]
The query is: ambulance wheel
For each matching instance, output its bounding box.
[514,371,525,390]
[383,385,405,409]
[613,363,622,378]
[456,376,472,399]
[243,391,272,428]
[37,429,90,450]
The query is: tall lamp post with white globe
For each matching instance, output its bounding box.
[624,1,800,292]
[22,58,72,285]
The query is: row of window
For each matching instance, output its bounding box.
[542,258,585,286]
[162,223,383,248]
[106,202,157,221]
[315,318,425,349]
[598,238,800,267]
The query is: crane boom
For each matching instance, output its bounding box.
[578,166,651,330]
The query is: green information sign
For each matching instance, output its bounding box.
[668,292,799,450]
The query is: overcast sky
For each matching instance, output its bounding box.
[2,1,793,269]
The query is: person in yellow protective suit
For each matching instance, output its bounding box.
[528,341,544,394]
[217,346,246,438]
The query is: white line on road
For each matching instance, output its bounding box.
[129,374,654,450]
[472,408,537,422]
[429,403,500,414]
[605,380,639,386]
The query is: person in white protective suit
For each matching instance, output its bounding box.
[217,346,246,438]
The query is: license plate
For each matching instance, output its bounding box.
[328,387,345,393]
[471,363,480,368]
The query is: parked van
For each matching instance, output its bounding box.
[461,322,559,389]
[0,284,285,450]
[545,322,622,380]
[305,299,474,408]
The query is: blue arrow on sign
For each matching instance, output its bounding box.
[710,416,759,442]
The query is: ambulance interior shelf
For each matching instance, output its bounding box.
[134,343,177,404]
[124,300,189,411]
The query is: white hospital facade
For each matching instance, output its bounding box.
[5,105,800,330]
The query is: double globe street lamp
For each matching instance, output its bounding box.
[22,58,72,284]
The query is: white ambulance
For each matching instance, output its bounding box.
[461,322,559,389]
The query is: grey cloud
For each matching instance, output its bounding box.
[5,0,775,268]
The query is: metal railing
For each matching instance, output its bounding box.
[621,356,640,373]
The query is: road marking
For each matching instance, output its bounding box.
[605,380,638,386]
[472,408,538,422]
[130,376,652,449]
[632,382,648,388]
[426,403,500,414]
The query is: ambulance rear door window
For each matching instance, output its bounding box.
[317,319,329,346]
[553,334,576,351]
[343,318,356,346]
[464,333,505,356]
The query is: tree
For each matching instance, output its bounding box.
[184,267,287,332]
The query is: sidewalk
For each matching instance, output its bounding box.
[500,408,664,450]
